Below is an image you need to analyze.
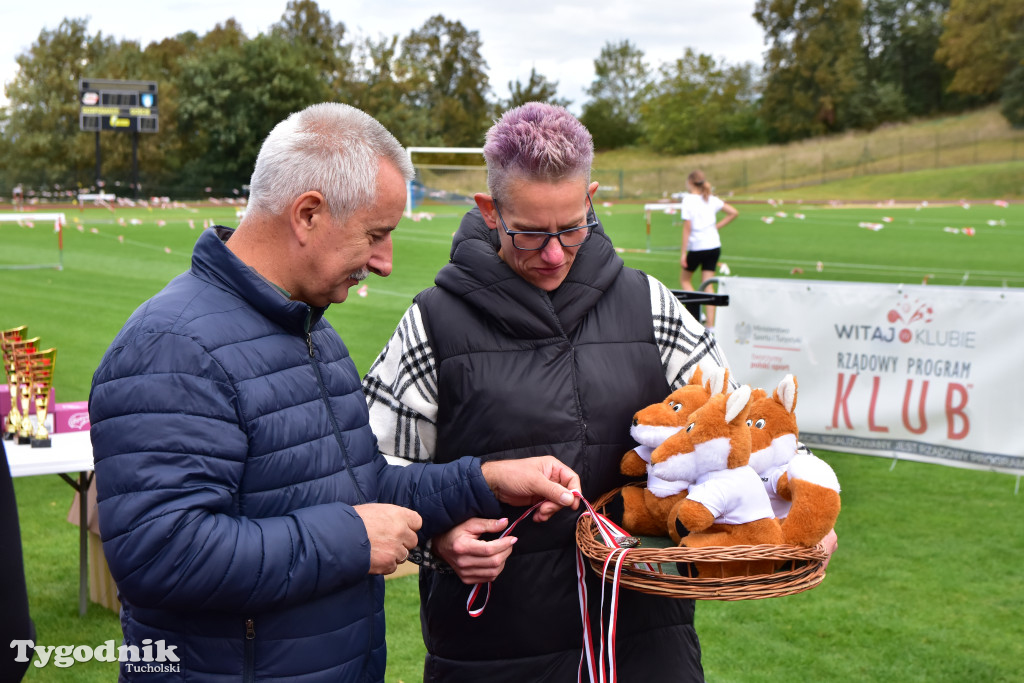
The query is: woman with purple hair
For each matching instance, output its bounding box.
[364,102,728,681]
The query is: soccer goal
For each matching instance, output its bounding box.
[405,147,486,217]
[0,213,66,270]
[640,202,685,253]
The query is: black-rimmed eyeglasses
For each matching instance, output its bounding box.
[493,194,598,251]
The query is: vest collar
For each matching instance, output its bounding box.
[437,208,624,338]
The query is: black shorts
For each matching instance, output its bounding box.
[684,247,720,273]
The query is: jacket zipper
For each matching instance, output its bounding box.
[243,618,255,683]
[305,315,374,676]
[304,318,367,504]
[541,294,589,482]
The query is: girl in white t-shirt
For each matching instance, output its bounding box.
[679,170,738,332]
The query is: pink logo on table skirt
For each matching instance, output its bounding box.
[54,402,91,433]
[68,413,91,430]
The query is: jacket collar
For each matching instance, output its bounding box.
[191,227,326,333]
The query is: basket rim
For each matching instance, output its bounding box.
[575,485,828,600]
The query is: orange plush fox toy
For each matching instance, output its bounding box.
[650,386,784,577]
[747,374,841,547]
[616,366,729,541]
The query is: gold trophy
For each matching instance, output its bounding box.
[29,348,57,448]
[12,337,40,445]
[1,326,28,441]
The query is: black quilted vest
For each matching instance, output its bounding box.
[413,209,702,682]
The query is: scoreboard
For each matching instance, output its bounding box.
[79,79,158,133]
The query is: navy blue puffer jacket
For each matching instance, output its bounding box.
[89,227,500,682]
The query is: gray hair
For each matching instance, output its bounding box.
[247,103,413,221]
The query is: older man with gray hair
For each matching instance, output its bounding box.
[89,102,580,682]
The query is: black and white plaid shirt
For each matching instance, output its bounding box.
[362,275,731,466]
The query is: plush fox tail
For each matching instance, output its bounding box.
[779,454,841,547]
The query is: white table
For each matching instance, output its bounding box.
[6,431,95,616]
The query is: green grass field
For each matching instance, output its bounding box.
[2,190,1022,681]
[610,195,1023,290]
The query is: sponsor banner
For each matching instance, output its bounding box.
[715,277,1024,475]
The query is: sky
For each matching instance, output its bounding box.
[0,0,768,113]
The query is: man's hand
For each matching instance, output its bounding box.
[480,456,581,522]
[434,517,516,585]
[354,503,422,575]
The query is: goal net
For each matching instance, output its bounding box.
[0,213,65,270]
[639,203,685,253]
[406,147,487,217]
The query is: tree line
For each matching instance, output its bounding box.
[0,0,1020,198]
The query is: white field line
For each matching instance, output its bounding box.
[623,251,1022,284]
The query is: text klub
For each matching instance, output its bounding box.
[831,373,970,440]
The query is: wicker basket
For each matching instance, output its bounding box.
[575,487,828,601]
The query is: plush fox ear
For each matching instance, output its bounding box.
[688,366,704,388]
[704,366,728,395]
[725,385,752,424]
[774,374,798,414]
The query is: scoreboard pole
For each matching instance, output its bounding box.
[94,131,102,189]
[132,131,139,200]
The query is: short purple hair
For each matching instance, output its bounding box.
[483,102,594,202]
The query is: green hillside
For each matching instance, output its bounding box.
[593,106,1024,201]
[738,162,1024,201]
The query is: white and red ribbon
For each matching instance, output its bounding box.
[465,491,647,683]
[465,500,543,617]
